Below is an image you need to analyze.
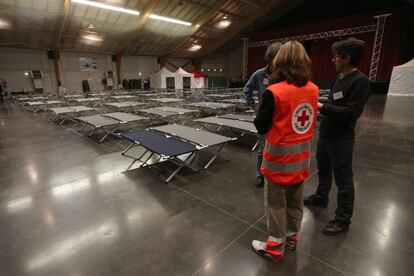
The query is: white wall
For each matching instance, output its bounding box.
[0,47,57,94]
[122,55,159,80]
[59,52,113,92]
[165,58,193,72]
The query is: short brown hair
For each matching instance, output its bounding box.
[332,37,366,66]
[272,41,312,87]
[265,42,283,66]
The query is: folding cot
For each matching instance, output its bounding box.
[205,94,237,101]
[104,101,146,113]
[121,124,234,182]
[219,113,255,123]
[62,94,83,103]
[137,106,198,124]
[139,92,180,100]
[15,96,31,102]
[48,106,95,125]
[25,100,64,113]
[76,112,147,142]
[194,116,258,150]
[73,97,102,107]
[32,96,46,101]
[25,101,46,111]
[148,98,183,107]
[109,95,137,101]
[183,102,235,115]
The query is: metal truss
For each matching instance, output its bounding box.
[369,14,392,81]
[247,25,376,48]
[243,13,391,81]
[242,37,249,81]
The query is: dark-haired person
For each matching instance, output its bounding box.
[244,42,282,188]
[252,41,319,261]
[304,37,370,235]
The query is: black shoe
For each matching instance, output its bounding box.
[255,176,264,188]
[303,194,328,208]
[321,221,349,235]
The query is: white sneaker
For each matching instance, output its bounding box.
[252,239,284,262]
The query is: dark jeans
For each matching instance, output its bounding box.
[316,135,355,224]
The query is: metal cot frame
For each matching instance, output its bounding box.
[121,129,199,183]
[194,116,259,150]
[48,106,95,125]
[151,124,236,170]
[77,112,147,142]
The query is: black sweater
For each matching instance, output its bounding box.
[253,90,275,135]
[319,71,370,138]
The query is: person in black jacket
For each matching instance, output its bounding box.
[304,37,370,235]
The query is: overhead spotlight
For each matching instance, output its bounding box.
[82,34,103,42]
[223,15,228,19]
[138,72,142,76]
[188,44,202,52]
[24,72,29,76]
[71,0,140,15]
[215,20,231,30]
[0,18,11,29]
[149,14,192,26]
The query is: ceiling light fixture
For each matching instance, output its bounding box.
[188,44,202,52]
[71,0,140,16]
[215,20,231,30]
[149,14,192,26]
[0,18,11,29]
[82,34,103,42]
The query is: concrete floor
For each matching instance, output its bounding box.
[0,95,413,276]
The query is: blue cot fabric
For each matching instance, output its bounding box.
[121,130,196,157]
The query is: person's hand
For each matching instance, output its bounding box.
[318,102,324,109]
[252,105,259,113]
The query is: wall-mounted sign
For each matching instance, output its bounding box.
[79,57,98,71]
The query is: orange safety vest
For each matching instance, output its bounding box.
[261,81,319,185]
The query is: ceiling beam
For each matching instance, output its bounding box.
[56,0,70,48]
[219,9,244,20]
[178,0,210,9]
[200,25,226,33]
[160,0,230,59]
[115,0,161,54]
[237,0,260,7]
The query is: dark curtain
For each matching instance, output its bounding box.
[247,8,408,81]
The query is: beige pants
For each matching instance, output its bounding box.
[264,177,304,239]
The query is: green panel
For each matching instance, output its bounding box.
[208,76,227,88]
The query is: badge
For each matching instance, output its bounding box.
[292,103,314,134]
[333,91,344,100]
[263,78,269,85]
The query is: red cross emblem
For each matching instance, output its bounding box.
[297,110,310,127]
[292,103,314,134]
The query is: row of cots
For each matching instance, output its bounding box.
[13,90,258,182]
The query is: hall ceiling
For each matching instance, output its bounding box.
[0,0,305,58]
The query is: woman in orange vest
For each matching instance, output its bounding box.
[252,41,319,261]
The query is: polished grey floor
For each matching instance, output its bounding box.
[0,95,413,276]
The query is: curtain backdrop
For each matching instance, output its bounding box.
[247,8,409,81]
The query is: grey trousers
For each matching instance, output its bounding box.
[264,177,304,238]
